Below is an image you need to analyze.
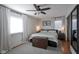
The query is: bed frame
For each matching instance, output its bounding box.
[41,29,59,34]
[30,29,58,47]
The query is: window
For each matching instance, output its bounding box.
[54,20,62,30]
[10,16,23,34]
[72,19,77,30]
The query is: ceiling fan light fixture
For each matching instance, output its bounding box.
[34,13,37,15]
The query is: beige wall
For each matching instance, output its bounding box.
[40,17,65,30]
[26,15,42,36]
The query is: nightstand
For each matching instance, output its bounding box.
[36,31,41,33]
[58,32,65,41]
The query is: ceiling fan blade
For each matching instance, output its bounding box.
[41,12,46,14]
[33,4,40,11]
[33,4,37,8]
[26,10,37,11]
[41,8,50,11]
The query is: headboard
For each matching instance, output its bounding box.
[41,29,59,34]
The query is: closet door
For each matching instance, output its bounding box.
[77,5,79,54]
[71,7,77,53]
[67,5,79,54]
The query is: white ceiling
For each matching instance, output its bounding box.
[4,4,75,18]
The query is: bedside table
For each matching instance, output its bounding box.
[36,31,41,33]
[58,32,65,41]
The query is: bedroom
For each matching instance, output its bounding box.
[0,4,77,54]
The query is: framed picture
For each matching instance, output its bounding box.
[43,21,51,26]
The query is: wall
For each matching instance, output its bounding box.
[41,17,65,30]
[0,11,1,52]
[41,18,54,29]
[26,15,41,36]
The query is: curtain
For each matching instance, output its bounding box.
[8,10,24,49]
[22,15,29,43]
[0,6,30,53]
[0,6,10,53]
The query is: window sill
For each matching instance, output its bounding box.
[10,32,23,35]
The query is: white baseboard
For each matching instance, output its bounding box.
[0,50,8,54]
[70,45,76,54]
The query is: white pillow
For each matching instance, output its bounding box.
[48,31,57,37]
[48,31,56,33]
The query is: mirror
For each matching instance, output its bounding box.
[71,9,77,51]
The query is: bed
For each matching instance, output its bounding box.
[29,29,58,47]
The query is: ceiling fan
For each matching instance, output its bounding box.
[26,4,51,15]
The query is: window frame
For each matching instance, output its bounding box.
[9,15,23,34]
[54,20,63,30]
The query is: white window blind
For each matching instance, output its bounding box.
[10,16,23,34]
[72,19,77,30]
[54,20,62,30]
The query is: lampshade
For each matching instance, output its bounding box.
[36,26,41,32]
[60,26,65,33]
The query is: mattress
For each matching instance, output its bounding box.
[29,31,58,43]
